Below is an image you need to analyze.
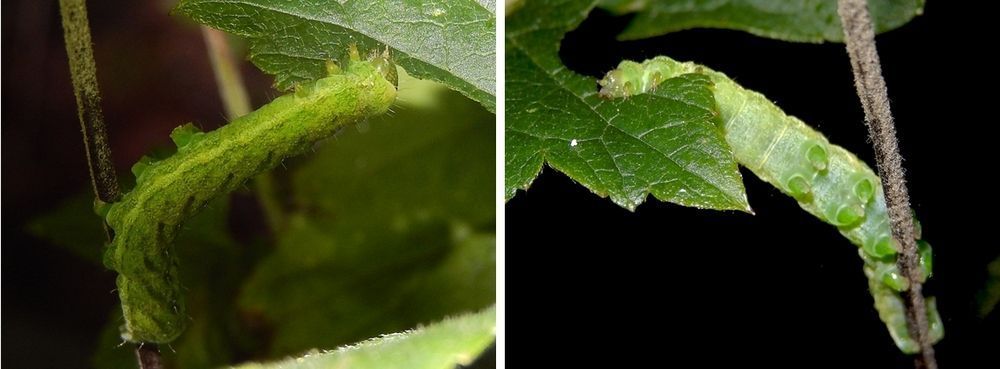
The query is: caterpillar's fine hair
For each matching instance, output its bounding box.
[103,46,397,343]
[599,56,942,353]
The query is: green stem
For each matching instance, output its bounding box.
[201,26,251,118]
[200,26,285,231]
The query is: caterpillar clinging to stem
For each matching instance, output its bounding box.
[102,45,397,343]
[598,56,942,353]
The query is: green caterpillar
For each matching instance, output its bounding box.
[599,56,942,353]
[102,46,397,343]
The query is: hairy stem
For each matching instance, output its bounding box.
[836,0,936,367]
[59,0,120,204]
[200,26,285,230]
[136,344,163,369]
[61,1,162,365]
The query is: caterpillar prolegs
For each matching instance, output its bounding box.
[599,56,943,353]
[102,46,397,343]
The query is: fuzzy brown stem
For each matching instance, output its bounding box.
[136,344,163,369]
[836,0,936,368]
[59,0,120,204]
[61,1,161,367]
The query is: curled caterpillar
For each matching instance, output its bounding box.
[102,46,397,343]
[599,56,942,353]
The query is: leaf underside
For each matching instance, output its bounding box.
[176,0,497,112]
[599,0,924,42]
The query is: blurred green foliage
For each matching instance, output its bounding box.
[29,86,495,368]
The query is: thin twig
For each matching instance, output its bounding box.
[59,0,120,205]
[200,26,286,231]
[61,2,163,367]
[836,0,937,368]
[201,26,252,118]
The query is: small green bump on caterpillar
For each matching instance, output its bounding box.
[785,173,812,200]
[876,262,910,292]
[294,82,313,98]
[917,240,933,283]
[93,198,112,218]
[863,233,898,259]
[369,47,398,88]
[103,46,397,343]
[169,123,204,150]
[131,155,156,182]
[826,203,865,227]
[912,211,923,239]
[325,59,342,75]
[852,173,876,204]
[803,140,829,171]
[877,236,899,256]
[599,56,942,352]
[926,297,944,342]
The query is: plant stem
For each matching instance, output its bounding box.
[61,2,164,367]
[836,0,937,368]
[200,26,286,231]
[59,0,120,205]
[201,26,252,118]
[136,344,163,369]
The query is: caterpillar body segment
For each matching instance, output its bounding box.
[104,49,397,343]
[599,56,941,352]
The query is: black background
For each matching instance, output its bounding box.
[507,2,998,367]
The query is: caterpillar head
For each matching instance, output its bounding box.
[344,44,397,88]
[598,61,655,99]
[332,44,397,115]
[598,68,637,99]
[369,46,398,88]
[598,57,692,99]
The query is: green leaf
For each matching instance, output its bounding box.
[599,0,924,42]
[505,0,749,211]
[175,0,496,112]
[27,192,106,264]
[232,306,496,369]
[240,89,496,355]
[168,198,258,369]
[978,256,1000,318]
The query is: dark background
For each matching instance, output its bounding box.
[507,1,999,368]
[2,0,275,367]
